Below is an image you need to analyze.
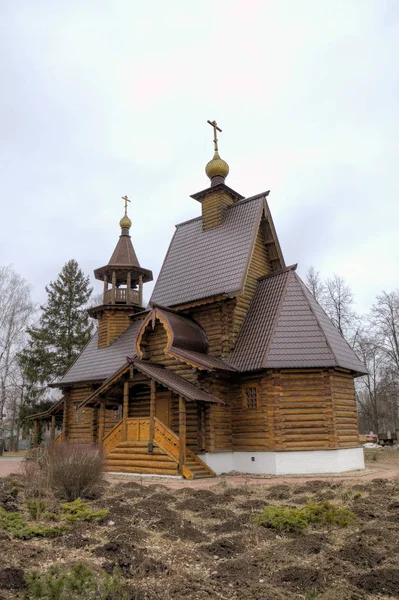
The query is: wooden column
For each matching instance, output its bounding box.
[98,399,106,444]
[149,379,156,449]
[111,271,116,304]
[50,415,56,441]
[62,398,68,442]
[138,275,143,307]
[178,396,186,474]
[126,272,131,304]
[33,420,38,448]
[122,381,129,441]
[103,274,108,302]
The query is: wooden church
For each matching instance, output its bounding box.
[31,121,367,478]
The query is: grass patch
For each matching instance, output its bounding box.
[255,500,357,533]
[24,562,128,599]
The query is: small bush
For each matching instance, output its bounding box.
[60,498,108,522]
[47,443,104,501]
[0,507,70,539]
[27,500,46,520]
[24,563,128,600]
[256,501,356,533]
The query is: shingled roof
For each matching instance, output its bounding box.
[228,267,367,374]
[55,320,142,386]
[150,193,282,307]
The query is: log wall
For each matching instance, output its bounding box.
[98,310,131,348]
[201,190,235,230]
[331,371,360,448]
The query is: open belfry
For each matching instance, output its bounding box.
[31,121,367,477]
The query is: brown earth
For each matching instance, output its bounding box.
[0,451,399,599]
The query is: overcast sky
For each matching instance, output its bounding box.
[1,0,398,315]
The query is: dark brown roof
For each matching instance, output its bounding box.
[94,230,153,283]
[148,306,208,353]
[133,360,223,404]
[56,320,142,386]
[150,193,284,307]
[169,347,236,372]
[229,267,367,375]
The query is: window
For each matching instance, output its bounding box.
[114,406,123,421]
[76,407,83,422]
[243,386,259,409]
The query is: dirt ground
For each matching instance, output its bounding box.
[0,450,399,599]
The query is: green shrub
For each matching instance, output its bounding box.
[255,501,356,533]
[24,563,128,600]
[27,500,46,520]
[60,498,108,522]
[0,507,70,539]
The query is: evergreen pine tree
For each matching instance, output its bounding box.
[20,260,93,395]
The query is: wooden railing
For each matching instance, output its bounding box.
[104,288,139,305]
[103,421,123,456]
[54,432,63,445]
[153,417,192,478]
[127,418,150,441]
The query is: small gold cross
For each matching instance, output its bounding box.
[121,195,131,216]
[207,119,222,152]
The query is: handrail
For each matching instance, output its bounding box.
[53,432,63,445]
[153,417,214,479]
[102,420,123,455]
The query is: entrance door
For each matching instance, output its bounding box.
[155,395,171,428]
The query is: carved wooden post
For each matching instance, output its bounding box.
[50,415,56,441]
[179,396,186,475]
[122,381,129,441]
[149,379,156,450]
[62,398,68,442]
[33,420,38,448]
[111,271,116,304]
[98,399,106,444]
[103,273,108,300]
[126,272,131,304]
[138,275,143,307]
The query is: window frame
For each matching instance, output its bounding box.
[241,384,260,410]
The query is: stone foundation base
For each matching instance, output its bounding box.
[198,448,364,475]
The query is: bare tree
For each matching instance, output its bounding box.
[0,266,36,454]
[324,274,358,341]
[305,266,326,303]
[371,290,399,375]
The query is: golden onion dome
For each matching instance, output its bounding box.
[119,214,132,229]
[205,151,229,180]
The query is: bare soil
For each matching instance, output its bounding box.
[2,463,399,600]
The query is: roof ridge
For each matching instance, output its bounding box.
[262,269,292,366]
[258,264,298,282]
[295,273,339,366]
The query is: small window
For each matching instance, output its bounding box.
[243,386,259,409]
[76,407,83,422]
[114,406,123,421]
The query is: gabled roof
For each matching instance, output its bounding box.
[150,192,283,307]
[133,360,223,404]
[228,267,367,375]
[55,320,142,386]
[94,230,153,283]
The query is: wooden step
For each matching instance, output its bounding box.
[107,452,173,462]
[104,465,179,475]
[106,458,177,469]
[110,447,165,456]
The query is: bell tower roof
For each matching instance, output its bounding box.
[94,196,153,283]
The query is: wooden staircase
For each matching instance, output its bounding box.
[103,418,215,479]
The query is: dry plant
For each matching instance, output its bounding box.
[47,443,104,501]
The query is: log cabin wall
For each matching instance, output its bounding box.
[264,369,360,451]
[232,373,269,451]
[232,224,272,342]
[186,301,235,358]
[66,385,95,443]
[201,190,235,230]
[331,370,360,448]
[98,310,131,348]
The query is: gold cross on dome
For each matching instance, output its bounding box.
[207,119,222,152]
[121,195,131,216]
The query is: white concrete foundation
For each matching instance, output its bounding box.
[198,448,364,475]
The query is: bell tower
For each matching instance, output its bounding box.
[88,196,153,348]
